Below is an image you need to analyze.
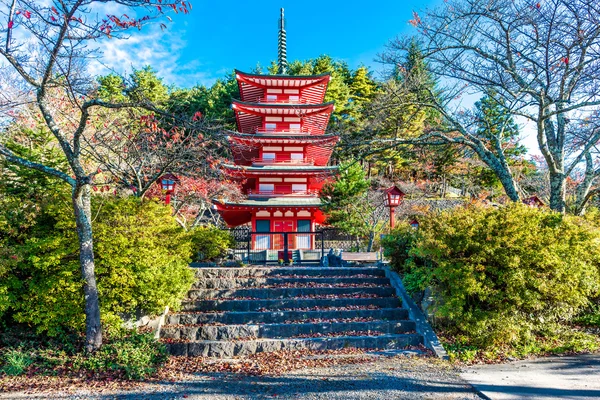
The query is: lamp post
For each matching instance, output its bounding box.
[160,173,179,205]
[385,185,405,230]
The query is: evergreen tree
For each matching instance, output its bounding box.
[320,161,387,250]
[474,91,525,159]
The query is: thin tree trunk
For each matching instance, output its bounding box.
[72,183,102,352]
[574,152,596,216]
[367,231,375,252]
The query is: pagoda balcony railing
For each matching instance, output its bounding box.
[254,127,320,135]
[257,97,309,104]
[247,189,319,197]
[251,157,314,166]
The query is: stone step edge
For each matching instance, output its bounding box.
[169,307,406,317]
[192,267,385,271]
[182,295,398,304]
[167,308,408,324]
[185,287,394,299]
[162,320,415,330]
[194,277,390,283]
[166,333,423,357]
[181,297,401,312]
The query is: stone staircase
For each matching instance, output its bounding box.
[161,265,423,357]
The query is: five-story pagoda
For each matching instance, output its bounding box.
[213,9,339,255]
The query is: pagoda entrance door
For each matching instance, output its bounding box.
[273,220,293,250]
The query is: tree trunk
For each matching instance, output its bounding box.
[549,172,566,213]
[367,231,375,252]
[574,152,596,216]
[72,183,102,352]
[495,168,520,202]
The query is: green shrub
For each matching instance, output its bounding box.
[0,196,195,335]
[576,303,600,327]
[381,223,419,274]
[190,226,234,261]
[387,203,600,350]
[75,332,167,380]
[1,348,34,376]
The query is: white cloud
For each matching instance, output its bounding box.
[88,22,216,88]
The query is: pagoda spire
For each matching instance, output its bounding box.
[277,8,287,75]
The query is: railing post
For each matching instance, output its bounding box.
[283,232,290,264]
[247,232,251,264]
[321,231,325,262]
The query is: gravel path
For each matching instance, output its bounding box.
[2,355,481,400]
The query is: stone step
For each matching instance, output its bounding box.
[193,267,386,279]
[161,320,417,341]
[194,277,390,289]
[181,296,401,312]
[167,307,408,325]
[186,286,395,300]
[166,333,423,357]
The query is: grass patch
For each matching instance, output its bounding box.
[0,326,167,380]
[1,348,34,376]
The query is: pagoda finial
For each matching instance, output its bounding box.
[277,8,287,75]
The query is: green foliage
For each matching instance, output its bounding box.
[189,226,234,261]
[576,303,600,327]
[0,328,166,379]
[385,203,600,350]
[320,160,370,236]
[381,223,419,274]
[0,348,34,376]
[0,196,195,335]
[167,73,238,125]
[98,66,170,105]
[75,332,167,380]
[276,55,378,127]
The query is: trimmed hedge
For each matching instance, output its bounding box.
[383,203,600,350]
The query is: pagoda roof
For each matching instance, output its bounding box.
[232,100,334,116]
[235,69,331,99]
[222,164,338,177]
[225,130,340,145]
[235,70,331,103]
[233,100,334,134]
[215,196,322,208]
[212,197,324,227]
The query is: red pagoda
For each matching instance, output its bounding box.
[213,9,339,257]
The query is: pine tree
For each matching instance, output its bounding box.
[475,91,526,159]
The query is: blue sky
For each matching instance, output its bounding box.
[93,0,539,155]
[96,0,442,88]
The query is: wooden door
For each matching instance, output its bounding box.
[273,220,293,250]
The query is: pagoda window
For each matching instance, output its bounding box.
[262,152,276,162]
[297,219,311,249]
[265,123,277,132]
[290,153,304,162]
[259,183,274,194]
[289,123,301,132]
[292,184,307,193]
[255,219,271,249]
[289,95,299,103]
[266,94,277,102]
